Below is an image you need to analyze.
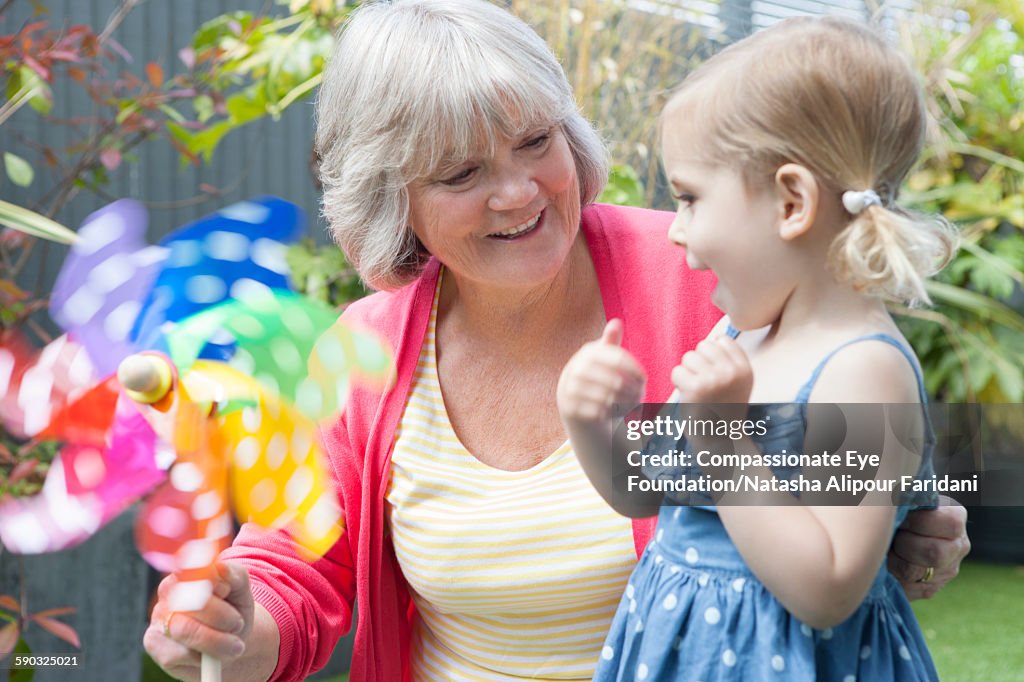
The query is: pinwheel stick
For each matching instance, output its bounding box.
[202,654,222,682]
[118,353,222,682]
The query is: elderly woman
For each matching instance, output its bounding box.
[144,1,970,680]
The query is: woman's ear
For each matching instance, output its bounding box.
[774,163,819,241]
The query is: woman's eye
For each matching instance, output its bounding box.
[523,133,550,150]
[441,167,477,186]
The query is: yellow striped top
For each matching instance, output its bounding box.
[386,275,637,681]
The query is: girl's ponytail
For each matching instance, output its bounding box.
[828,201,958,307]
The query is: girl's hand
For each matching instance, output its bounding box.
[671,336,753,406]
[144,562,254,681]
[557,319,646,423]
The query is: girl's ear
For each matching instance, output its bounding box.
[774,163,819,241]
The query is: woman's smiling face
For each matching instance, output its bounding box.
[405,125,581,290]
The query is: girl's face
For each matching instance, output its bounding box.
[661,111,796,330]
[405,126,581,291]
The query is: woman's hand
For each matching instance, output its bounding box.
[144,562,256,681]
[888,496,970,600]
[557,319,646,424]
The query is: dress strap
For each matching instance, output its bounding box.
[794,333,928,404]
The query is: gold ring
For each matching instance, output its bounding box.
[917,566,935,584]
[163,611,175,637]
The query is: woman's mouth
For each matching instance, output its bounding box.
[487,210,543,240]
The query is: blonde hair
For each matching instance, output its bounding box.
[315,0,608,291]
[664,16,957,306]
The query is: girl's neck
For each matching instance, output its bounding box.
[770,272,894,346]
[438,235,602,354]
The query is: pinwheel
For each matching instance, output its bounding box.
[0,197,393,680]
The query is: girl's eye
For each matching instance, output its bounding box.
[441,166,477,186]
[673,192,696,207]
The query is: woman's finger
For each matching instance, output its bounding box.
[898,500,969,545]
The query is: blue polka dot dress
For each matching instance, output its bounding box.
[594,333,940,682]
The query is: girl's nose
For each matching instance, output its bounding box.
[668,212,687,246]
[488,168,538,212]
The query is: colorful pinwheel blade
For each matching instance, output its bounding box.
[0,393,167,555]
[135,380,234,612]
[164,291,394,421]
[308,319,395,417]
[61,394,167,500]
[219,389,344,559]
[0,457,104,554]
[130,197,303,353]
[36,376,119,447]
[49,200,168,376]
[0,333,97,439]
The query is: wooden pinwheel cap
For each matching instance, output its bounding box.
[118,353,173,404]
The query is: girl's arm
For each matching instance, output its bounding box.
[676,337,921,629]
[557,320,663,517]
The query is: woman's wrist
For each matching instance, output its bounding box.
[224,604,280,682]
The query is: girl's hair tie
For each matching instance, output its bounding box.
[842,189,883,214]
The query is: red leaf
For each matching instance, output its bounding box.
[106,38,131,62]
[31,607,75,619]
[7,458,38,485]
[0,595,20,613]
[22,54,51,81]
[31,615,80,648]
[145,62,163,87]
[0,622,20,659]
[42,147,59,166]
[20,21,48,36]
[46,50,80,62]
[67,66,86,82]
[99,148,122,171]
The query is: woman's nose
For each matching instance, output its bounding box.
[488,168,538,212]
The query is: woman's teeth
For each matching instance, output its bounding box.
[491,212,541,238]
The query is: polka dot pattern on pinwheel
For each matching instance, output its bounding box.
[215,371,344,558]
[0,333,97,439]
[49,200,168,376]
[165,290,393,422]
[129,197,302,353]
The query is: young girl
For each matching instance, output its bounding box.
[557,16,957,682]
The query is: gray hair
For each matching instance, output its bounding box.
[315,0,609,291]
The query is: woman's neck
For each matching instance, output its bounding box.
[437,235,602,355]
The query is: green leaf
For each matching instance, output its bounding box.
[597,164,645,207]
[7,634,34,675]
[193,95,215,123]
[12,66,52,116]
[9,636,35,681]
[3,153,34,187]
[0,200,77,244]
[927,281,1024,335]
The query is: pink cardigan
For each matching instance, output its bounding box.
[222,204,721,681]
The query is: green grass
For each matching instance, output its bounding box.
[912,560,1024,681]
